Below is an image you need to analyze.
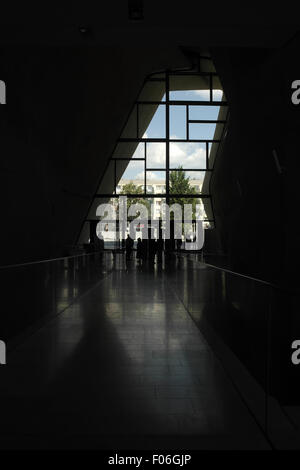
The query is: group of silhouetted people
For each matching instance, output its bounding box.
[90,230,165,264]
[125,235,163,264]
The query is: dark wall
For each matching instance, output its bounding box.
[210,42,300,285]
[0,45,186,266]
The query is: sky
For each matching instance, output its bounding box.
[120,89,222,183]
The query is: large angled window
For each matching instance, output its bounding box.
[81,55,228,248]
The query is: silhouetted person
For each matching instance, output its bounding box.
[136,238,143,261]
[176,238,182,252]
[95,233,104,252]
[149,239,157,264]
[157,238,164,263]
[94,233,104,262]
[141,238,148,260]
[125,234,134,259]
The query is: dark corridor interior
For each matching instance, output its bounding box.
[1,5,300,453]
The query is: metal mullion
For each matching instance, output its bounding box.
[118,138,167,143]
[166,70,170,205]
[171,139,220,143]
[136,103,139,138]
[186,105,189,141]
[94,193,211,198]
[136,100,227,106]
[118,138,221,143]
[169,168,212,172]
[170,101,227,106]
[112,157,144,161]
[147,168,171,172]
[144,142,146,193]
[85,217,215,223]
[188,120,226,124]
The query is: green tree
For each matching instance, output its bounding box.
[119,182,150,220]
[169,167,199,219]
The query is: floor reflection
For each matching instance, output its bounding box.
[0,254,270,449]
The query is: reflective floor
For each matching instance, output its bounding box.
[0,254,270,449]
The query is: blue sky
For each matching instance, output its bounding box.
[121,90,222,182]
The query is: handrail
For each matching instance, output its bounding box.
[177,253,300,295]
[0,251,101,270]
[203,261,275,288]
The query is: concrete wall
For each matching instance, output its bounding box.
[0,45,187,265]
[209,43,300,285]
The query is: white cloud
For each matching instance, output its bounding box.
[122,139,207,181]
[169,140,206,169]
[135,171,164,181]
[135,171,144,180]
[193,90,210,98]
[194,89,223,100]
[130,140,207,172]
[146,142,166,168]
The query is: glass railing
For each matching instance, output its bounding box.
[0,251,114,347]
[168,253,300,449]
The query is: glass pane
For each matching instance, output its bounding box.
[187,171,206,190]
[213,89,223,102]
[170,89,210,101]
[146,171,166,194]
[170,105,186,139]
[138,104,165,138]
[169,170,205,194]
[165,197,210,248]
[189,123,223,140]
[165,197,204,248]
[170,142,206,169]
[112,142,145,159]
[146,142,166,168]
[116,160,144,189]
[138,80,165,102]
[189,105,220,121]
[151,197,166,221]
[168,196,208,218]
